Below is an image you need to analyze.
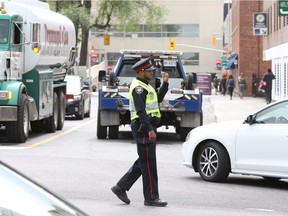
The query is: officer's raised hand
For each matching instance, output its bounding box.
[161,71,169,83]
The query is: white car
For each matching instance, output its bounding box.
[182,99,288,182]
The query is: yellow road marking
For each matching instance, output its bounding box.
[29,118,97,148]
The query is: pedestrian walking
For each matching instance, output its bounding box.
[213,75,220,95]
[111,57,168,207]
[227,74,235,100]
[238,73,246,99]
[220,74,227,96]
[263,68,275,104]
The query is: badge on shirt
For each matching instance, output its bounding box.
[135,86,143,94]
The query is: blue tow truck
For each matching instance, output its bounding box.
[97,49,203,141]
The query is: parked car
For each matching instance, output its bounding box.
[0,161,89,216]
[65,75,91,120]
[182,99,288,182]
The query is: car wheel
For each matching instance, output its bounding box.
[197,141,230,182]
[76,101,84,120]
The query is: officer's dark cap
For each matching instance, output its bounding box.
[132,57,155,73]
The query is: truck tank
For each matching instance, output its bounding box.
[0,0,76,79]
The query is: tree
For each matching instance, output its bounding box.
[47,0,167,66]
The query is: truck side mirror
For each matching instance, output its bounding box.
[98,70,106,82]
[6,58,10,69]
[68,47,76,64]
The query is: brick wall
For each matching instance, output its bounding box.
[232,0,271,97]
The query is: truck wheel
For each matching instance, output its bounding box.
[179,127,193,141]
[109,126,119,139]
[45,92,58,133]
[200,111,203,126]
[6,94,29,143]
[57,91,65,130]
[30,120,44,133]
[97,109,107,139]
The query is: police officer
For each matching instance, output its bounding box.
[111,57,169,207]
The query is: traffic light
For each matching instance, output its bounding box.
[169,40,175,50]
[212,35,216,46]
[104,34,110,45]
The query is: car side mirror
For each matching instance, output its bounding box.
[98,70,106,82]
[245,115,254,125]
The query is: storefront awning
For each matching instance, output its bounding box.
[225,54,238,70]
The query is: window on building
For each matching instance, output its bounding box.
[274,2,277,32]
[92,24,199,38]
[182,52,199,66]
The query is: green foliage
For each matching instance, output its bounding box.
[46,0,167,66]
[61,4,91,31]
[94,0,168,31]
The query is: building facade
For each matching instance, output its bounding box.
[263,0,288,100]
[90,0,224,75]
[228,0,271,97]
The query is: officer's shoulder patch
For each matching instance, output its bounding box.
[135,86,143,95]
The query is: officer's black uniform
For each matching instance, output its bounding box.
[112,58,168,207]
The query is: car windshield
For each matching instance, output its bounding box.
[255,101,288,124]
[0,20,9,44]
[0,161,88,216]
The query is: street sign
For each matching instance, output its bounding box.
[253,13,268,36]
[279,0,288,16]
[221,56,227,67]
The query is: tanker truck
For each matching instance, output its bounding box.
[0,0,76,143]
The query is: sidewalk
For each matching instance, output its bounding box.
[203,91,268,124]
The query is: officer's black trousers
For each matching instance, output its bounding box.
[117,120,159,201]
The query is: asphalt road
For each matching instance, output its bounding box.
[0,93,287,216]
